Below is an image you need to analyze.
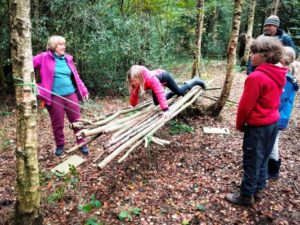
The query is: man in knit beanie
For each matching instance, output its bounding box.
[264,15,280,36]
[246,15,298,74]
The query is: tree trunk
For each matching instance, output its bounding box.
[9,0,42,224]
[191,0,205,78]
[211,4,219,43]
[241,0,256,66]
[206,0,243,117]
[271,0,280,15]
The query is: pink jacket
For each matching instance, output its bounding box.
[130,66,168,110]
[33,51,88,105]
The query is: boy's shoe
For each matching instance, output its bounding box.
[268,159,281,180]
[225,192,254,206]
[55,145,64,156]
[254,190,264,202]
[80,145,89,155]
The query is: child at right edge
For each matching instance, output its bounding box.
[225,36,287,206]
[267,46,299,180]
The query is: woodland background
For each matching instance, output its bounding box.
[0,0,300,98]
[0,0,300,225]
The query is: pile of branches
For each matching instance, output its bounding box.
[67,85,208,169]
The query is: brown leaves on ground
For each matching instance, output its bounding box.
[0,62,300,224]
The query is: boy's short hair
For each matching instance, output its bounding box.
[250,36,283,64]
[47,35,65,51]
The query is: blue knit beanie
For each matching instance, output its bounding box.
[264,15,280,27]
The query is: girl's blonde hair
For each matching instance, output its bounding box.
[127,65,145,94]
[47,35,66,51]
[282,46,296,66]
[281,46,300,78]
[290,61,300,78]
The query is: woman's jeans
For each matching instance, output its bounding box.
[240,122,278,196]
[46,92,85,146]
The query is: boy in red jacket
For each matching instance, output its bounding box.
[225,36,287,206]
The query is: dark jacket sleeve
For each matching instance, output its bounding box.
[281,33,299,58]
[246,58,255,75]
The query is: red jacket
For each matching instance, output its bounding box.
[236,63,287,131]
[130,66,168,110]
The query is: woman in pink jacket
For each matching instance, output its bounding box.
[127,65,206,118]
[33,35,89,156]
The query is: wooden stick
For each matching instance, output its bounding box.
[117,139,144,163]
[152,137,170,145]
[106,115,161,153]
[200,93,238,105]
[97,82,212,169]
[65,133,102,154]
[108,113,160,146]
[205,86,221,91]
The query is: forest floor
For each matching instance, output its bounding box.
[0,61,300,225]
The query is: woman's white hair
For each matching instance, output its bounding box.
[47,35,65,51]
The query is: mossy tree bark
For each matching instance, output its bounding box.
[191,0,205,78]
[9,0,42,224]
[211,4,219,44]
[206,0,243,117]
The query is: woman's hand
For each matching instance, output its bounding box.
[83,94,89,101]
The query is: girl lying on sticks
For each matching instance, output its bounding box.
[127,65,206,119]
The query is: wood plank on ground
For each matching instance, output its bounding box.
[203,127,230,134]
[51,155,86,176]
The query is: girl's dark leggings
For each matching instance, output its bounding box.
[152,72,184,105]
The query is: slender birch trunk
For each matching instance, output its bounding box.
[191,0,205,78]
[271,0,280,15]
[9,0,42,224]
[206,0,243,117]
[242,0,256,66]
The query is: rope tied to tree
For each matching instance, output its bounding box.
[13,77,38,95]
[12,77,101,118]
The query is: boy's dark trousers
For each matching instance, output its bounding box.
[240,122,278,197]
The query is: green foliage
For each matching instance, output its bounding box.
[84,217,103,225]
[129,207,142,216]
[0,111,11,117]
[118,211,132,221]
[0,0,10,64]
[78,194,102,213]
[3,0,300,98]
[0,130,11,151]
[182,219,190,225]
[168,120,194,135]
[196,204,206,212]
[64,164,80,189]
[47,165,81,203]
[117,207,142,221]
[47,186,65,203]
[39,171,53,187]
